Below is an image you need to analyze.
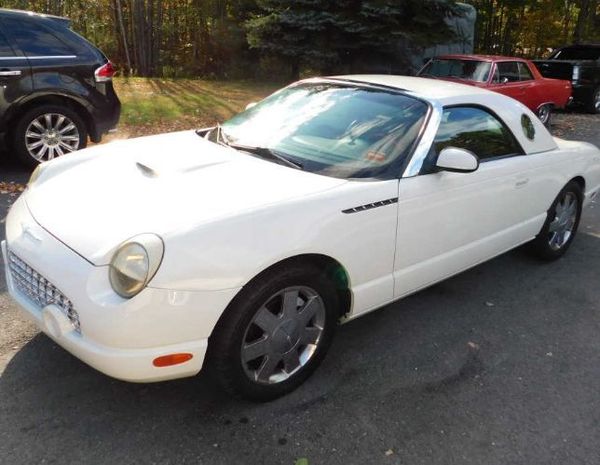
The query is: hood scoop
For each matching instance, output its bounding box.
[136,162,159,178]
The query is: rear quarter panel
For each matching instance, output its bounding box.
[527,139,600,216]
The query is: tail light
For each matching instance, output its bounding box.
[94,61,116,83]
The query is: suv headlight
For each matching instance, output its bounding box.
[109,234,164,298]
[573,65,581,81]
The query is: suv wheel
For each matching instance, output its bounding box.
[13,104,88,168]
[588,87,600,114]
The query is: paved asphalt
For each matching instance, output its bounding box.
[1,113,599,465]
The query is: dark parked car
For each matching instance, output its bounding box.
[533,44,600,114]
[0,9,120,167]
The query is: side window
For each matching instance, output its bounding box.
[432,107,523,161]
[1,17,74,57]
[0,30,15,57]
[518,62,534,81]
[497,61,520,83]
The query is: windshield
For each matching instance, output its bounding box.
[550,47,600,61]
[220,82,429,179]
[420,59,492,83]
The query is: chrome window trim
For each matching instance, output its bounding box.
[0,55,77,60]
[401,96,443,178]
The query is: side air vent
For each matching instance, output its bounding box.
[342,197,398,214]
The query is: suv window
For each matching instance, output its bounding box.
[497,61,520,83]
[1,17,74,57]
[551,46,600,61]
[0,31,14,56]
[432,106,523,161]
[518,62,534,81]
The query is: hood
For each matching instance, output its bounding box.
[26,131,346,264]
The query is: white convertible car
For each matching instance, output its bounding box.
[3,76,600,400]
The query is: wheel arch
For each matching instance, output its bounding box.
[5,93,97,142]
[217,253,353,331]
[569,175,586,194]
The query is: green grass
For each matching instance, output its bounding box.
[113,77,280,134]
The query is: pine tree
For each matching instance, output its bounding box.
[246,0,461,79]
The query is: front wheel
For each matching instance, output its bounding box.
[529,181,583,260]
[13,104,88,168]
[207,264,338,401]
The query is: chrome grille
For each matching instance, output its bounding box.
[8,251,80,332]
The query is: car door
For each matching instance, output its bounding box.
[393,106,537,298]
[491,61,528,105]
[0,26,33,124]
[516,61,540,111]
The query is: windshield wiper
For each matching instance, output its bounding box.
[215,125,303,170]
[226,142,304,170]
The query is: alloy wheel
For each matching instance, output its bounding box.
[241,286,326,385]
[25,113,80,161]
[548,191,578,251]
[537,105,550,124]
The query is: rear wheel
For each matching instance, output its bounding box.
[536,104,552,127]
[13,104,87,168]
[587,87,600,114]
[207,264,338,401]
[529,181,583,260]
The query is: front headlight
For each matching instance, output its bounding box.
[109,234,164,298]
[573,65,581,81]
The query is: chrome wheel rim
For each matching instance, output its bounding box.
[241,286,326,385]
[25,113,80,161]
[548,192,578,251]
[537,105,550,124]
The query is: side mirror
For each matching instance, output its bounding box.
[500,77,509,84]
[436,147,479,173]
[245,102,257,111]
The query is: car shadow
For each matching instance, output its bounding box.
[1,224,600,463]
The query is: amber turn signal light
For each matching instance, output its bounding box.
[152,353,193,367]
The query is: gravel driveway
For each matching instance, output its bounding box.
[1,112,599,465]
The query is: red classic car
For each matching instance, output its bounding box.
[418,54,572,126]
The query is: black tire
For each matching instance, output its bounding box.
[12,104,88,169]
[207,264,338,402]
[529,181,583,260]
[587,87,600,114]
[537,104,552,128]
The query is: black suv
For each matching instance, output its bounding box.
[0,9,120,167]
[534,44,600,114]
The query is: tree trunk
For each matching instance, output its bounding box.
[115,0,132,75]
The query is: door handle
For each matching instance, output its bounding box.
[515,178,529,188]
[0,70,22,76]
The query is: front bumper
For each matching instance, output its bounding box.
[2,195,239,382]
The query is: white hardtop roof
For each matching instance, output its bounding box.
[333,74,492,102]
[329,75,558,155]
